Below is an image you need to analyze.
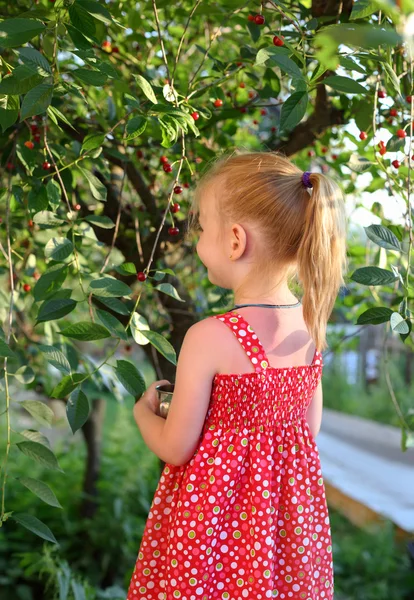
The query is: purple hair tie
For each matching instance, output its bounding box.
[302,171,313,189]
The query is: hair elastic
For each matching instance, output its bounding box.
[302,171,313,189]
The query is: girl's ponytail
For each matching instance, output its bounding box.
[296,172,348,352]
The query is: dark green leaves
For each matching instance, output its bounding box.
[88,277,132,298]
[139,330,177,366]
[0,19,45,48]
[33,264,68,302]
[350,266,398,286]
[36,299,77,324]
[58,322,112,341]
[69,2,96,38]
[16,477,62,509]
[0,65,46,95]
[16,440,63,472]
[364,225,401,251]
[134,74,157,104]
[20,83,53,120]
[323,76,367,94]
[11,513,57,544]
[126,116,147,141]
[0,94,19,132]
[73,69,108,87]
[280,92,308,131]
[18,47,52,75]
[356,307,393,325]
[84,215,115,229]
[255,47,303,79]
[67,388,90,434]
[114,360,146,397]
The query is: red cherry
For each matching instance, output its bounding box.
[174,185,183,194]
[214,99,223,108]
[253,119,259,125]
[102,40,111,48]
[379,140,386,147]
[74,203,81,210]
[248,91,255,99]
[239,82,246,88]
[42,161,51,170]
[28,219,34,227]
[24,141,34,149]
[183,182,190,188]
[412,155,414,160]
[379,147,387,155]
[137,272,147,282]
[33,134,41,143]
[389,108,398,117]
[168,226,179,236]
[321,146,328,153]
[191,112,199,120]
[30,124,39,133]
[378,90,386,98]
[247,14,255,22]
[236,62,243,67]
[6,162,14,171]
[136,149,144,159]
[260,109,267,115]
[160,155,169,163]
[271,126,277,132]
[332,154,338,160]
[307,150,314,157]
[163,163,173,173]
[359,131,367,140]
[396,128,407,138]
[239,107,247,114]
[112,46,120,53]
[125,344,131,352]
[33,272,40,281]
[273,36,284,46]
[406,95,412,103]
[254,14,265,25]
[23,284,31,292]
[171,202,180,213]
[392,159,400,168]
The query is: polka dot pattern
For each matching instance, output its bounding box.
[127,311,334,599]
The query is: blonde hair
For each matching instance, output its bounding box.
[185,149,348,352]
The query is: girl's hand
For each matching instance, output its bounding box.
[135,379,171,414]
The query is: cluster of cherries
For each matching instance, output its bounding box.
[357,91,414,169]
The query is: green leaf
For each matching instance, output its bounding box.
[66,23,93,50]
[81,133,105,154]
[317,23,401,50]
[356,307,393,325]
[14,366,35,384]
[38,343,72,375]
[114,359,146,397]
[114,262,137,276]
[46,179,61,209]
[18,47,52,75]
[77,0,114,25]
[254,45,291,67]
[58,321,112,341]
[0,338,16,358]
[323,75,367,94]
[20,400,55,428]
[28,186,49,214]
[383,62,401,96]
[350,0,380,20]
[69,3,96,37]
[154,282,186,303]
[36,298,77,324]
[386,135,405,152]
[73,69,108,86]
[51,373,85,399]
[96,309,128,341]
[139,330,177,366]
[280,91,308,131]
[96,296,131,316]
[134,74,157,104]
[11,513,57,543]
[348,154,372,172]
[20,83,53,120]
[16,440,63,472]
[364,224,402,251]
[390,312,409,334]
[0,18,45,48]
[47,105,78,131]
[88,277,132,298]
[84,215,115,229]
[44,237,74,261]
[256,50,303,79]
[130,312,150,345]
[16,477,62,508]
[33,264,68,302]
[20,430,51,448]
[78,167,107,202]
[338,56,367,75]
[350,266,398,285]
[67,388,90,434]
[33,211,66,227]
[0,65,45,95]
[125,116,147,141]
[0,94,19,132]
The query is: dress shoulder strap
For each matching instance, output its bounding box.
[212,311,270,374]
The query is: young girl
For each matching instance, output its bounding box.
[127,150,348,599]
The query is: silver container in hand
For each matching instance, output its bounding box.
[155,383,175,418]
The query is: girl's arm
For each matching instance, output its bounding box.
[306,380,323,439]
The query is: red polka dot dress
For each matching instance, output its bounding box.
[127,311,334,600]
